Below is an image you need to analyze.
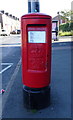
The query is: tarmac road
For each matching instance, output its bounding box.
[0,35,21,119]
[1,35,72,119]
[0,35,21,91]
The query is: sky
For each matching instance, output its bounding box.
[0,0,72,18]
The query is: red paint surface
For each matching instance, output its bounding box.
[21,13,52,88]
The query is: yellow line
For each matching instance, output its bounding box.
[0,45,21,47]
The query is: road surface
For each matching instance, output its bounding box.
[0,35,72,119]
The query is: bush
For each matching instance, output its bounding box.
[59,31,73,36]
[59,23,70,32]
[71,30,73,36]
[59,22,73,32]
[70,23,73,31]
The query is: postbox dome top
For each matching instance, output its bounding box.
[21,13,52,19]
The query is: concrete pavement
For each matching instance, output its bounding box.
[0,35,21,47]
[0,35,73,45]
[52,36,73,43]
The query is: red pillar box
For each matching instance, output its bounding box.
[21,13,52,109]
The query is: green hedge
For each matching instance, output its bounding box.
[59,22,73,32]
[59,31,73,36]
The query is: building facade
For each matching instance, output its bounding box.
[0,10,20,33]
[71,1,73,22]
[52,15,66,25]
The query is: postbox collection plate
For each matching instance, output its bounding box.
[28,31,46,43]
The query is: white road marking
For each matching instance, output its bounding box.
[2,58,21,111]
[0,63,13,74]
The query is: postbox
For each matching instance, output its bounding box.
[21,13,52,109]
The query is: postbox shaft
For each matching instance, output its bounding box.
[21,13,52,110]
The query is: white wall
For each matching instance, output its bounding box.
[0,23,1,33]
[2,14,20,33]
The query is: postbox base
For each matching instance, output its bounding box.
[23,85,50,110]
